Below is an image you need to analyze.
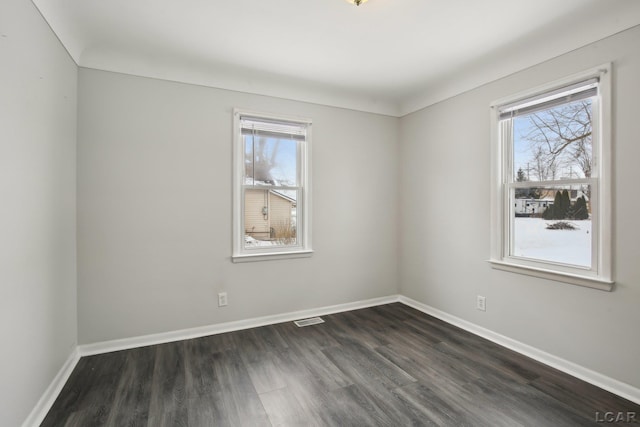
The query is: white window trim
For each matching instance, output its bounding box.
[489,64,613,291]
[232,108,313,263]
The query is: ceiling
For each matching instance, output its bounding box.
[33,0,640,116]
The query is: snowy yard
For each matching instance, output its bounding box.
[513,217,591,267]
[245,235,279,247]
[245,235,296,248]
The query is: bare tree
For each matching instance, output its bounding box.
[521,100,592,179]
[245,137,281,184]
[531,145,558,181]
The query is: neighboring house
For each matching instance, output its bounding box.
[514,198,554,216]
[244,189,296,240]
[514,188,590,217]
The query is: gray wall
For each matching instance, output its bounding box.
[77,69,399,343]
[0,0,78,425]
[399,26,640,389]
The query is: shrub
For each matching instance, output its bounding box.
[546,221,577,230]
[272,221,296,245]
[573,196,589,220]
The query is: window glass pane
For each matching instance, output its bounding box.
[244,135,299,186]
[244,188,298,249]
[512,98,593,182]
[511,185,591,268]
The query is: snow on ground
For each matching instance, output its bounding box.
[245,235,279,247]
[513,218,591,267]
[246,218,591,267]
[245,235,296,247]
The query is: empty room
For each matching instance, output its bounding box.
[3,0,640,425]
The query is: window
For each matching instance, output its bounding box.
[490,65,612,290]
[232,109,312,262]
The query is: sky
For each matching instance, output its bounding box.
[512,98,593,182]
[244,135,299,187]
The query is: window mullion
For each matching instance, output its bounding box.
[509,178,595,188]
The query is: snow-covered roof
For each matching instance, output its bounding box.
[244,177,297,204]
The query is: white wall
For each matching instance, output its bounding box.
[0,0,78,425]
[400,26,640,389]
[77,68,399,344]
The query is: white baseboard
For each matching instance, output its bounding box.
[26,295,398,426]
[398,295,640,405]
[78,294,401,356]
[26,292,639,427]
[22,347,81,427]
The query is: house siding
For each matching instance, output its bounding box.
[269,193,295,229]
[245,189,270,236]
[244,189,295,239]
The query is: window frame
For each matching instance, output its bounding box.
[232,108,313,263]
[489,64,613,291]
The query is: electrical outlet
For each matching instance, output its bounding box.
[476,295,486,311]
[218,292,228,307]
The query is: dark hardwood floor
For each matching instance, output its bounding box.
[42,303,640,426]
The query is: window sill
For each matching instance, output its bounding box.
[232,250,314,263]
[488,260,614,291]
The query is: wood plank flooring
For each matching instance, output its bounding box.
[41,303,640,426]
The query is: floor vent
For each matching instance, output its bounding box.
[294,317,325,327]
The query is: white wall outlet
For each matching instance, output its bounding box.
[218,292,228,307]
[477,295,486,311]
